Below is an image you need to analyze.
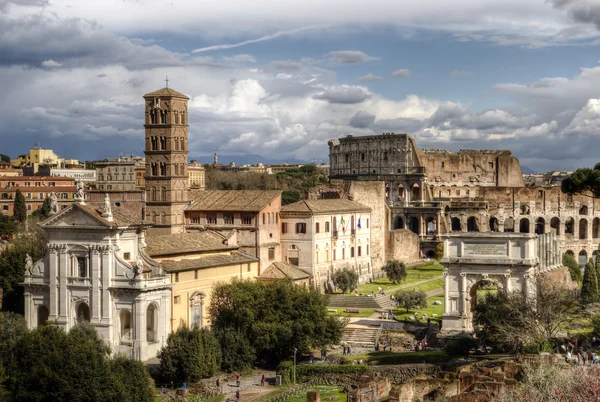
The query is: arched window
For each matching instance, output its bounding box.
[580,218,588,239]
[565,217,574,235]
[580,205,588,215]
[37,305,49,327]
[504,217,515,233]
[120,310,132,341]
[467,217,479,232]
[489,216,499,232]
[579,250,588,267]
[520,218,530,233]
[76,303,90,323]
[161,187,167,202]
[451,217,461,232]
[147,304,157,343]
[190,292,205,328]
[594,218,600,239]
[394,216,404,229]
[551,217,560,235]
[535,217,545,235]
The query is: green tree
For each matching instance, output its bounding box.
[434,242,444,261]
[394,288,427,313]
[109,355,154,402]
[158,326,221,383]
[0,214,17,239]
[13,190,26,224]
[8,323,126,402]
[299,164,318,176]
[581,258,599,304]
[563,253,582,282]
[0,154,9,163]
[281,190,301,205]
[331,268,359,293]
[216,327,256,373]
[209,279,345,368]
[474,277,578,353]
[0,312,27,364]
[561,165,600,196]
[381,259,407,284]
[31,197,52,220]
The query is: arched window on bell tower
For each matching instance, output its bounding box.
[161,187,167,202]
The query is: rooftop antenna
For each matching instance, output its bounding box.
[165,75,169,88]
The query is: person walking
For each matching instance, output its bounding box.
[236,373,241,387]
[236,390,240,402]
[261,374,265,386]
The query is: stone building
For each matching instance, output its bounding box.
[184,190,282,271]
[143,87,190,235]
[145,231,259,329]
[0,176,76,216]
[188,160,206,190]
[21,198,171,361]
[95,155,145,191]
[280,199,373,290]
[328,132,600,262]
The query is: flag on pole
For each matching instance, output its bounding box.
[340,216,345,231]
[357,217,361,229]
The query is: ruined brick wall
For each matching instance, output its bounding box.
[347,181,388,271]
[386,229,420,264]
[419,149,524,188]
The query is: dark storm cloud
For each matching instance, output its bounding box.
[550,0,600,30]
[349,111,376,128]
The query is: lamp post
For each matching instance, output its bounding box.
[293,348,298,384]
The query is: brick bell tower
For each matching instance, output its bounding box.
[143,80,189,234]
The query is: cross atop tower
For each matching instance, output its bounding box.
[165,75,169,88]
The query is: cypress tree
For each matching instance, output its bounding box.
[581,258,599,304]
[595,247,600,286]
[13,189,26,223]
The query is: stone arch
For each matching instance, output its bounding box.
[594,218,600,239]
[467,216,479,232]
[409,216,419,235]
[426,217,436,235]
[425,250,435,258]
[412,183,420,202]
[565,217,574,235]
[469,278,503,314]
[37,305,49,327]
[580,218,588,239]
[550,217,560,235]
[394,216,404,229]
[489,216,499,232]
[565,250,574,257]
[579,250,588,267]
[451,217,461,232]
[504,217,514,232]
[535,217,545,235]
[76,302,90,323]
[580,205,588,215]
[147,303,158,343]
[519,218,530,233]
[397,184,404,201]
[120,309,132,341]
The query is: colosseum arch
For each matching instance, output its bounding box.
[550,217,560,235]
[519,218,530,233]
[594,218,600,239]
[579,218,588,240]
[535,217,545,235]
[467,216,479,232]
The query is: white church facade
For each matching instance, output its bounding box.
[21,195,171,361]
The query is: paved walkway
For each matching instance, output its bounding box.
[223,370,277,402]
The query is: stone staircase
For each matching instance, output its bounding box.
[328,295,381,309]
[340,327,378,347]
[374,295,397,310]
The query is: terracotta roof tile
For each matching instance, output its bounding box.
[143,87,189,99]
[159,251,258,272]
[281,199,371,214]
[145,231,235,257]
[258,262,311,280]
[187,190,281,212]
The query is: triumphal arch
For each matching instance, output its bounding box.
[441,232,561,332]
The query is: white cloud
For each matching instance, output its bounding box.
[327,50,379,64]
[358,73,384,82]
[390,69,411,78]
[41,59,61,68]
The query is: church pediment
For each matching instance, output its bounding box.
[41,204,111,229]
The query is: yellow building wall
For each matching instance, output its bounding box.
[156,254,259,331]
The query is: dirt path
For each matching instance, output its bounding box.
[223,370,277,402]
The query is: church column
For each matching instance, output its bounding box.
[24,291,32,329]
[49,247,59,320]
[91,247,101,321]
[443,269,450,314]
[58,246,68,323]
[460,272,468,315]
[100,246,111,323]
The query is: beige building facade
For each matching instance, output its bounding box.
[188,160,206,190]
[280,199,373,291]
[0,176,76,216]
[95,156,144,191]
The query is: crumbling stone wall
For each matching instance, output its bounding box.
[386,229,420,264]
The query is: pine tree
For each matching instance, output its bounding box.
[581,258,599,304]
[13,189,26,223]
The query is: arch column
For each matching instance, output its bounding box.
[443,269,450,314]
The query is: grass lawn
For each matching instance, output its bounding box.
[328,307,376,317]
[255,385,344,402]
[394,294,444,322]
[155,392,224,402]
[356,262,443,295]
[339,350,448,365]
[402,277,444,294]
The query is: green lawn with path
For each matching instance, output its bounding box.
[393,294,444,322]
[355,262,443,295]
[254,385,344,402]
[338,350,448,365]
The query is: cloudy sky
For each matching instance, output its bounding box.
[3,0,600,171]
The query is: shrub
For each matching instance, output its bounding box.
[381,259,407,284]
[276,361,293,385]
[522,338,554,354]
[331,268,358,293]
[296,364,368,381]
[563,253,582,282]
[434,243,444,261]
[445,337,478,355]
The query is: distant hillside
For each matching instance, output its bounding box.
[190,154,313,166]
[521,166,536,174]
